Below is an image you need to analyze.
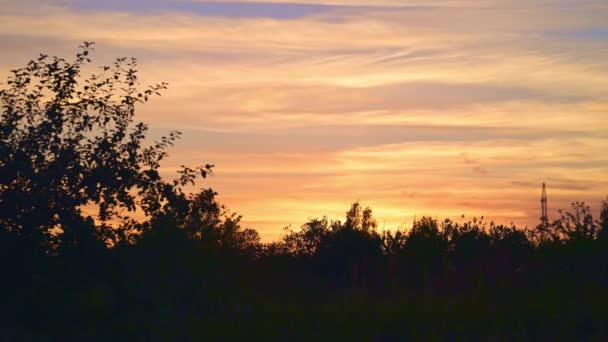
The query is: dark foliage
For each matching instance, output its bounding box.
[2,45,608,340]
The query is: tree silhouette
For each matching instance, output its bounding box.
[0,42,211,251]
[344,201,378,231]
[554,201,599,241]
[281,216,334,257]
[598,197,608,241]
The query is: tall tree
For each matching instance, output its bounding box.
[0,43,211,250]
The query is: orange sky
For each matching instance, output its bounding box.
[1,0,607,240]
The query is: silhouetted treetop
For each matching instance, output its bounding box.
[0,42,211,248]
[345,201,378,231]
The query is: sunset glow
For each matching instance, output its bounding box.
[2,0,607,240]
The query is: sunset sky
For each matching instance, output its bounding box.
[1,0,607,240]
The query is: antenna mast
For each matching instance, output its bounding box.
[540,182,548,230]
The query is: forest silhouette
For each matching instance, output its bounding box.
[1,44,608,340]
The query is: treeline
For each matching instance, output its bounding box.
[2,44,608,340]
[2,195,608,340]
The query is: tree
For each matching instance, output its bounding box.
[488,223,532,273]
[597,197,608,241]
[345,201,377,231]
[402,217,448,291]
[554,201,599,241]
[0,43,211,250]
[381,230,407,256]
[281,217,333,257]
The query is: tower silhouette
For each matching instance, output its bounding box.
[540,183,548,230]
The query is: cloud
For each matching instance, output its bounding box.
[1,0,607,239]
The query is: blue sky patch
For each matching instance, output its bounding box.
[70,0,339,19]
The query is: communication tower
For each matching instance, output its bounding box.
[540,182,548,230]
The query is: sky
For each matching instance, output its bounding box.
[1,0,607,240]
